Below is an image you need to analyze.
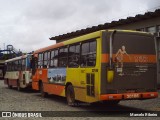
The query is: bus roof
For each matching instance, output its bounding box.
[5,54,32,63]
[34,30,103,54]
[34,29,153,54]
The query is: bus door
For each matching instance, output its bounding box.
[80,40,98,103]
[31,54,37,75]
[68,44,86,102]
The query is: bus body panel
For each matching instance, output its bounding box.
[32,81,39,90]
[67,68,86,101]
[19,71,32,88]
[44,83,65,96]
[5,71,19,80]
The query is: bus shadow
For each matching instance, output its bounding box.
[80,102,148,112]
[36,94,68,105]
[5,86,154,114]
[6,86,39,93]
[35,93,150,113]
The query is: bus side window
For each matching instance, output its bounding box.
[8,62,12,71]
[50,50,58,67]
[54,50,58,67]
[16,61,18,71]
[38,53,43,68]
[18,60,22,71]
[38,54,41,68]
[11,62,14,71]
[59,47,68,67]
[22,59,26,71]
[81,40,96,67]
[41,53,43,68]
[89,41,96,66]
[47,51,50,68]
[7,62,9,71]
[43,52,48,68]
[68,44,80,67]
[14,61,17,71]
[50,50,55,67]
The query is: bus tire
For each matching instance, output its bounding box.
[17,80,22,91]
[66,85,77,106]
[40,82,48,97]
[8,85,12,89]
[7,80,12,89]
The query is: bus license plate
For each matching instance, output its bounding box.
[125,94,140,99]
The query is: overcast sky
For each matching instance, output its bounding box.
[0,0,160,53]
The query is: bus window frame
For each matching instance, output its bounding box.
[18,59,22,71]
[14,60,18,71]
[80,39,97,68]
[43,51,48,68]
[47,51,51,68]
[11,61,14,71]
[58,46,68,67]
[38,53,43,68]
[21,58,26,71]
[50,49,59,68]
[68,43,80,68]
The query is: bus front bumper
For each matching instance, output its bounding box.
[100,92,158,101]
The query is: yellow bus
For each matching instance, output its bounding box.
[32,30,158,106]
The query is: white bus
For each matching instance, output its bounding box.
[4,54,32,91]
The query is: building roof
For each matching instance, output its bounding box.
[50,9,160,41]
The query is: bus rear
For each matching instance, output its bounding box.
[100,30,158,102]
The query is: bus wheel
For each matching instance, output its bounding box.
[7,80,12,89]
[66,85,77,106]
[17,80,22,91]
[40,82,48,97]
[8,84,12,89]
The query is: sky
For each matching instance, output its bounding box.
[0,0,160,53]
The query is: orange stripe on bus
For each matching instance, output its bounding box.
[44,83,65,95]
[101,54,109,63]
[100,94,122,100]
[101,54,156,63]
[100,92,158,101]
[34,42,64,53]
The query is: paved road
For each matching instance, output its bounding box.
[0,80,160,119]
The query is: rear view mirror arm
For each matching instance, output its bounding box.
[109,30,116,70]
